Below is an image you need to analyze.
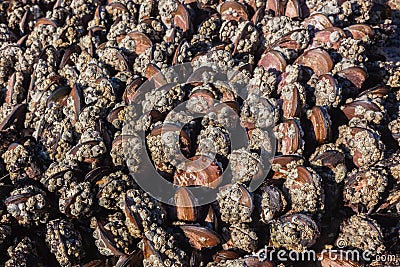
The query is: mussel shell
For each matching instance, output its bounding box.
[179,225,221,250]
[258,50,287,74]
[295,48,333,76]
[337,67,367,90]
[308,106,332,144]
[276,119,303,155]
[303,13,333,30]
[341,99,381,120]
[219,1,249,21]
[173,156,222,188]
[174,187,201,222]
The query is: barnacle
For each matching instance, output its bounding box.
[217,183,253,224]
[5,237,38,267]
[5,185,48,227]
[59,182,93,218]
[270,213,320,252]
[45,219,83,267]
[96,171,135,210]
[336,214,386,256]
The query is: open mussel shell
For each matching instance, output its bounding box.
[251,7,264,24]
[173,156,223,188]
[145,63,168,88]
[173,187,203,222]
[309,146,346,183]
[238,184,254,211]
[174,4,192,35]
[219,1,249,21]
[69,83,84,123]
[212,250,241,262]
[179,225,221,250]
[34,18,58,29]
[0,104,27,131]
[345,24,374,41]
[257,50,287,74]
[127,31,153,55]
[123,77,147,105]
[270,154,304,179]
[141,237,163,264]
[295,48,333,76]
[17,34,29,46]
[341,99,381,121]
[243,257,275,267]
[46,86,71,107]
[312,27,346,50]
[285,0,302,18]
[356,85,390,99]
[19,9,33,35]
[307,106,332,145]
[275,119,303,155]
[337,67,367,92]
[293,165,315,184]
[376,189,400,214]
[280,83,302,119]
[303,13,333,30]
[266,0,285,16]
